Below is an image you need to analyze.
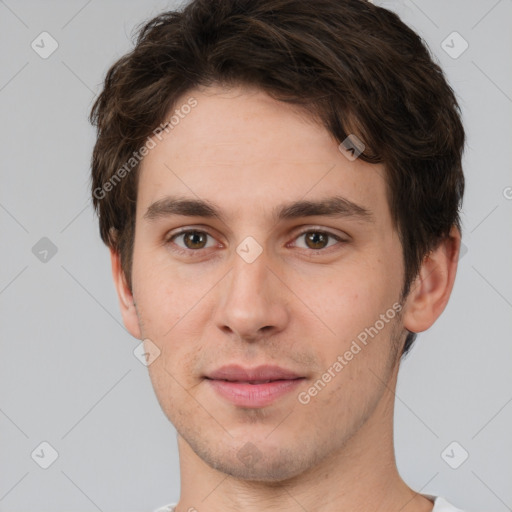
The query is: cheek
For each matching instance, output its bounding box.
[286,251,403,376]
[131,241,207,331]
[131,246,219,376]
[290,259,392,334]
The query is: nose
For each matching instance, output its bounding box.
[212,247,290,342]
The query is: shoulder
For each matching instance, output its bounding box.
[430,495,467,512]
[152,504,177,512]
[153,497,467,512]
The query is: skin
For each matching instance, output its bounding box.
[111,85,461,512]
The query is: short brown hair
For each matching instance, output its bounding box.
[89,0,465,356]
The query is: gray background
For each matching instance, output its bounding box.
[0,0,511,511]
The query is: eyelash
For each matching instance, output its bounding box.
[165,228,347,256]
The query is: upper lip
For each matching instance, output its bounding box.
[205,364,303,382]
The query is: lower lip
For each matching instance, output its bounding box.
[206,378,304,408]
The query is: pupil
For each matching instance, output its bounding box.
[186,231,206,249]
[307,232,327,249]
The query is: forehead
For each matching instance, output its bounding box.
[136,85,389,223]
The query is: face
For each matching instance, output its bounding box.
[120,85,410,481]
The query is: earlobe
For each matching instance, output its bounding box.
[402,226,461,334]
[110,248,142,339]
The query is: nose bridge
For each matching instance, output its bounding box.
[213,241,289,339]
[225,243,272,308]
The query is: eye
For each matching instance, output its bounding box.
[291,230,345,251]
[165,228,346,256]
[168,229,217,252]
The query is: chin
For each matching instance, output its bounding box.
[189,433,317,483]
[210,455,309,483]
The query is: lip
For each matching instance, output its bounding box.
[205,364,303,382]
[206,379,304,408]
[204,364,305,408]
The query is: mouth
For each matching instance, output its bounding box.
[204,365,306,408]
[205,377,298,385]
[205,364,303,382]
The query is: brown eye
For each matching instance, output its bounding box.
[304,232,329,249]
[292,230,344,252]
[183,231,208,249]
[169,230,216,252]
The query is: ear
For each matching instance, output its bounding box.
[402,226,461,334]
[110,247,142,339]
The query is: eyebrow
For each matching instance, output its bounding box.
[143,195,375,224]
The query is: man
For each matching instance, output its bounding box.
[89,0,466,510]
